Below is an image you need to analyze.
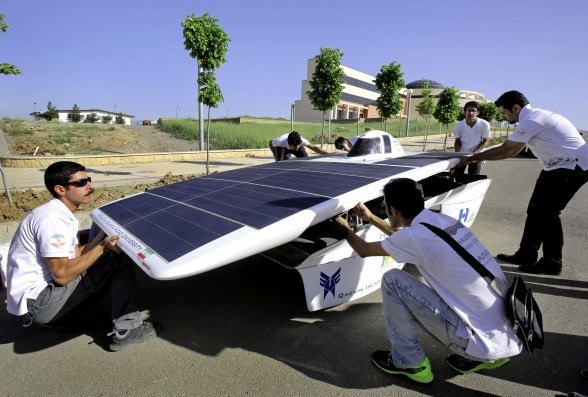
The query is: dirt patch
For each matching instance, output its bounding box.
[2,121,195,156]
[1,172,201,223]
[1,121,208,223]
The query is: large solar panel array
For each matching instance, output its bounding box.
[98,152,455,262]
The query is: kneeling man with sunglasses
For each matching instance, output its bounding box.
[6,161,158,351]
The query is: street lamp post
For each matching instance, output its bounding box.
[404,89,413,137]
[176,106,179,119]
[290,104,295,131]
[114,104,117,114]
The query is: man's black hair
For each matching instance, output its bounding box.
[287,131,303,146]
[334,136,349,150]
[383,178,424,219]
[494,90,529,110]
[464,101,480,112]
[44,161,86,198]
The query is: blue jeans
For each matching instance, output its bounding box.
[381,269,474,368]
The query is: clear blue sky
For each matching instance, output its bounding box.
[1,0,587,129]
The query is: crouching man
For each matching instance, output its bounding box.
[335,178,521,383]
[6,161,158,351]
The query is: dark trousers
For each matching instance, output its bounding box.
[454,162,482,178]
[274,146,308,161]
[519,166,588,261]
[25,253,142,330]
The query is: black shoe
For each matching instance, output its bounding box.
[496,251,537,266]
[371,350,434,383]
[109,321,160,352]
[446,354,510,375]
[519,257,562,275]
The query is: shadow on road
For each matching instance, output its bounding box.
[2,256,586,395]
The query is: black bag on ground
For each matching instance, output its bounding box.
[420,222,545,353]
[507,275,544,352]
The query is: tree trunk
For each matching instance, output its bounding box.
[206,106,211,175]
[198,66,204,151]
[442,124,449,152]
[321,112,326,146]
[422,118,430,152]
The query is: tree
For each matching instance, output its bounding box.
[433,87,460,151]
[41,101,59,121]
[115,113,125,124]
[182,13,230,150]
[199,71,224,175]
[0,14,21,76]
[307,47,345,144]
[415,81,436,151]
[69,103,82,123]
[84,112,99,123]
[101,115,113,124]
[374,62,405,132]
[479,101,501,122]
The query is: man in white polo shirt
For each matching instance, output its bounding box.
[334,178,521,384]
[268,130,329,161]
[6,161,159,351]
[454,101,490,176]
[457,90,588,275]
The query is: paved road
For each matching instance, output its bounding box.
[0,157,587,397]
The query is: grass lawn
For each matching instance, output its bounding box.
[157,117,511,150]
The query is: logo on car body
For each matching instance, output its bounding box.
[320,268,341,299]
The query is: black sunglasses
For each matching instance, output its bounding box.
[64,177,92,188]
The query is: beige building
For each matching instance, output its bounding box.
[294,59,485,122]
[30,109,134,125]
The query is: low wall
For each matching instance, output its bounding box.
[0,148,272,168]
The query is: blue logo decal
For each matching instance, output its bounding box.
[458,208,469,223]
[320,268,341,299]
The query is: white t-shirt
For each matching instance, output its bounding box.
[6,198,79,316]
[271,133,310,149]
[508,105,587,171]
[380,209,522,360]
[454,118,490,153]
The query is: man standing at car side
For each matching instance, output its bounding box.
[454,101,490,176]
[456,90,588,275]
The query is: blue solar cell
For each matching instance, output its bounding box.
[100,193,176,225]
[124,203,244,262]
[148,178,240,201]
[253,170,372,197]
[304,162,409,179]
[185,184,329,229]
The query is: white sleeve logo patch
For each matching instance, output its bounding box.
[50,234,66,248]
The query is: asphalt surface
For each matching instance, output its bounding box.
[0,150,587,396]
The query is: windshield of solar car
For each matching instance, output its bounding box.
[347,137,381,157]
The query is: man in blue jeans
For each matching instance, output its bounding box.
[456,90,587,275]
[335,178,521,383]
[6,161,159,351]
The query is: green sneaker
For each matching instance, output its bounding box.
[371,350,434,384]
[446,354,510,374]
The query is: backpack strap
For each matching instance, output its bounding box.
[420,222,507,297]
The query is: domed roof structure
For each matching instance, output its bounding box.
[406,79,444,89]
